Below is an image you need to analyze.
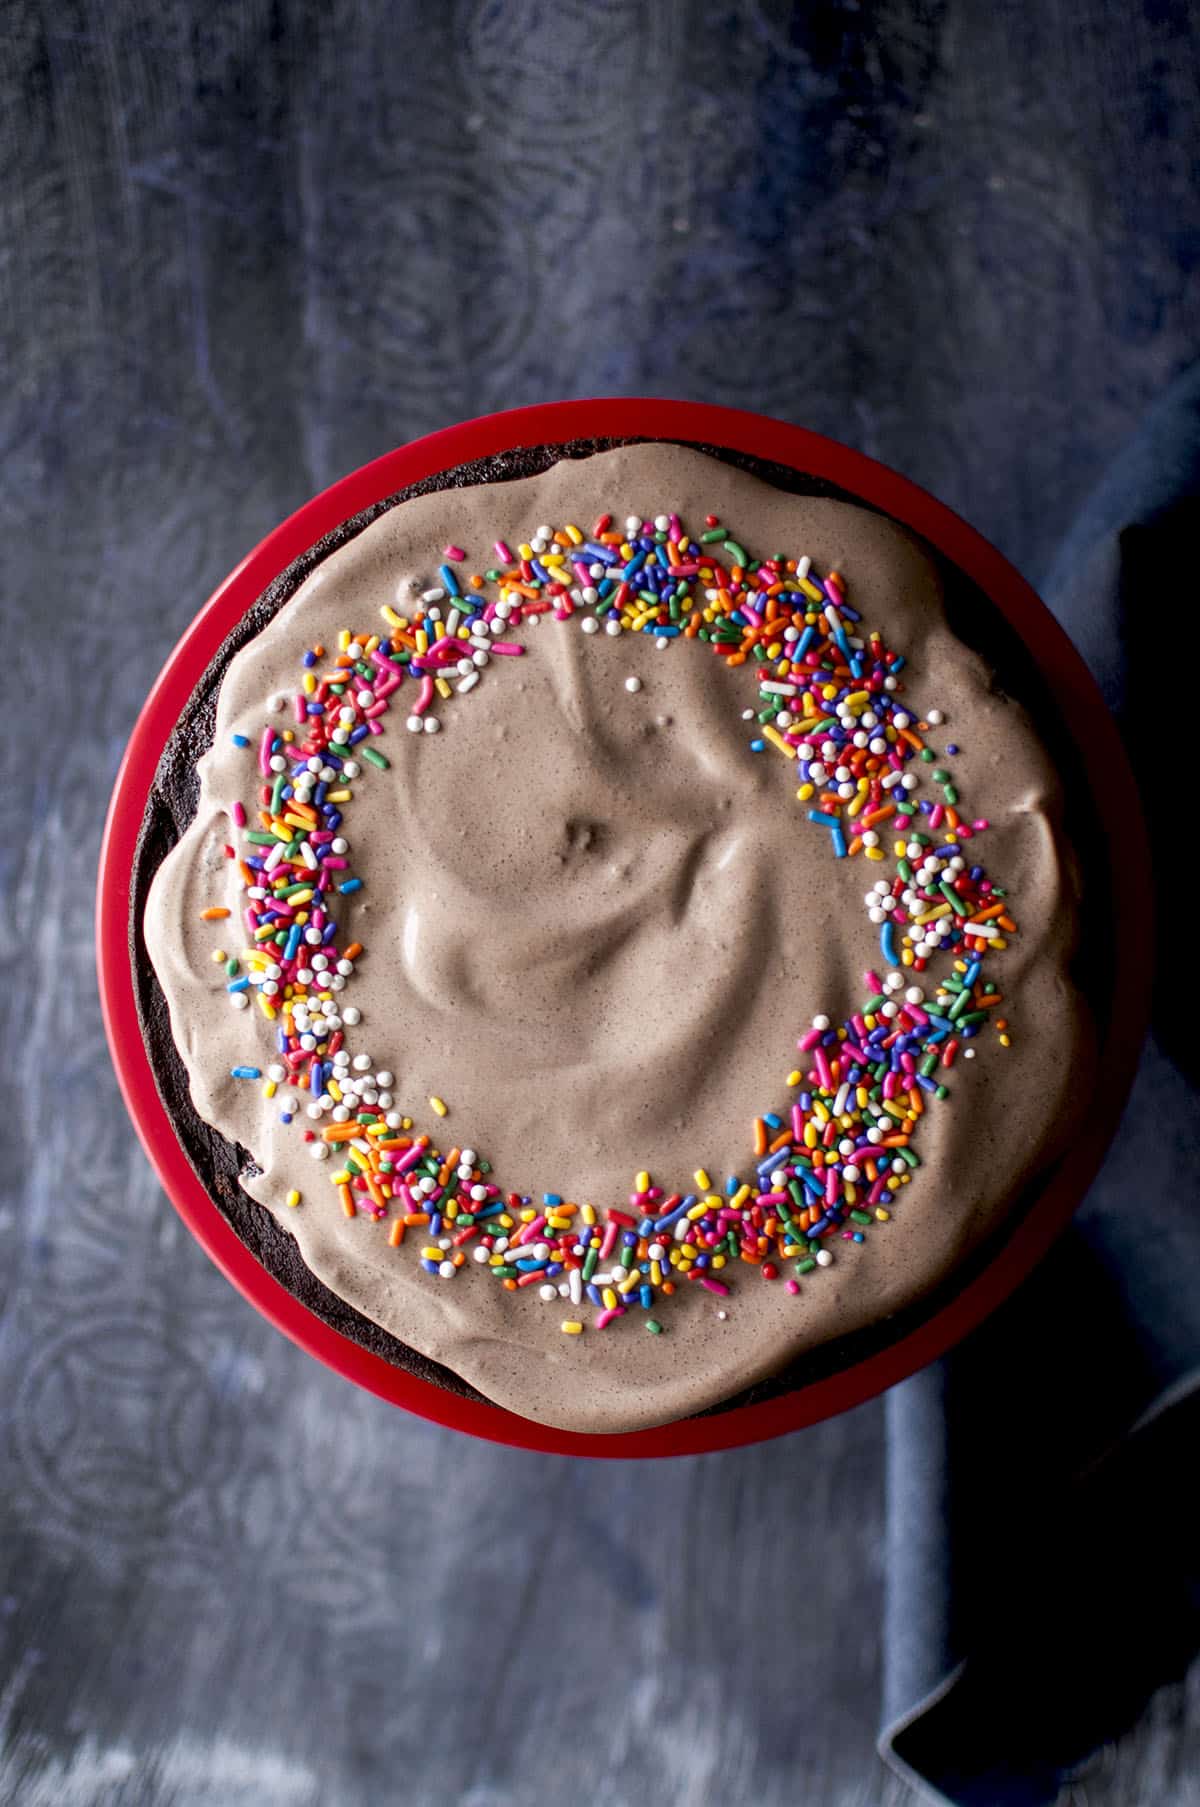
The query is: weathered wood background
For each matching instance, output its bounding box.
[3,3,1199,1802]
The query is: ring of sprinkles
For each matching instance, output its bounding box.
[205,508,1015,1337]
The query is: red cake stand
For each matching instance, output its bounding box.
[97,400,1150,1458]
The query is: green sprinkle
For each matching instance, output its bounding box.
[850,1210,872,1226]
[796,1258,817,1276]
[360,745,389,770]
[700,527,727,542]
[645,1319,664,1334]
[724,539,747,565]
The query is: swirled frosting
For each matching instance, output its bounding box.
[144,443,1089,1432]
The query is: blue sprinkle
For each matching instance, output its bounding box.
[231,1065,261,1079]
[231,732,250,748]
[227,978,250,993]
[640,1285,653,1310]
[750,738,765,752]
[946,743,959,755]
[303,649,317,668]
[543,1193,562,1207]
[882,921,898,965]
[338,878,363,895]
[831,826,847,858]
[438,563,461,596]
[808,809,839,826]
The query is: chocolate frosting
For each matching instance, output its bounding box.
[142,443,1090,1432]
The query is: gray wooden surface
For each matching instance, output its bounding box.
[3,3,1200,1803]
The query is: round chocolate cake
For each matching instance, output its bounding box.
[134,440,1097,1432]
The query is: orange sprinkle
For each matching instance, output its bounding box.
[388,1220,405,1247]
[753,1118,767,1157]
[199,907,230,920]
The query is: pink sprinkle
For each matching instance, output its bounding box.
[595,1307,626,1329]
[413,675,435,716]
[259,727,274,777]
[791,1103,805,1139]
[443,544,466,561]
[394,1146,424,1176]
[786,1279,800,1295]
[599,1222,619,1260]
[813,1046,833,1091]
[699,1278,730,1296]
[293,695,307,725]
[231,801,246,828]
[489,641,524,656]
[798,1027,823,1052]
[865,970,882,993]
[972,818,989,832]
[494,540,514,564]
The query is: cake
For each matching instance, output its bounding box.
[135,440,1094,1433]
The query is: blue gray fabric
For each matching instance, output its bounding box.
[881,363,1200,1806]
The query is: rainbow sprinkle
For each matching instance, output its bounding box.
[207,506,1017,1336]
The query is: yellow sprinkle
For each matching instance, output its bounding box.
[564,523,584,544]
[687,1200,708,1221]
[430,1096,448,1117]
[328,1079,343,1102]
[763,725,795,758]
[729,1184,752,1210]
[694,1168,711,1190]
[286,1189,301,1209]
[415,628,429,655]
[211,948,226,963]
[325,790,352,804]
[635,1170,651,1193]
[434,677,453,700]
[338,629,351,650]
[302,671,316,695]
[262,1080,277,1099]
[381,604,403,627]
[582,1204,597,1225]
[561,1321,583,1335]
[257,996,276,1019]
[875,1207,891,1221]
[602,1287,618,1310]
[865,847,886,861]
[999,1033,1012,1047]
